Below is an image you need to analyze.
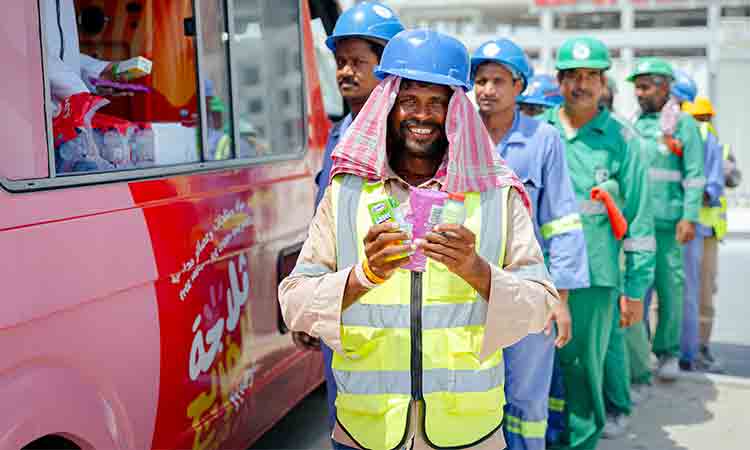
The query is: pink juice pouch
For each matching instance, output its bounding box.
[404,188,448,272]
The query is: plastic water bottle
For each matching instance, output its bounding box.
[133,124,155,167]
[441,193,466,225]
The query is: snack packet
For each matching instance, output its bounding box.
[53,93,113,173]
[404,188,448,272]
[367,197,412,262]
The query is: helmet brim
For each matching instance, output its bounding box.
[325,34,389,53]
[626,71,674,83]
[518,97,555,107]
[470,57,528,91]
[374,67,470,91]
[555,61,611,71]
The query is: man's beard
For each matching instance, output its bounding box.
[638,96,661,114]
[389,119,448,160]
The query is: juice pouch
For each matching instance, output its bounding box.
[404,188,447,272]
[367,198,411,262]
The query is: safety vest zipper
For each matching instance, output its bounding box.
[411,271,423,401]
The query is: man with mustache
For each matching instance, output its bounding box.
[471,38,588,450]
[539,37,655,450]
[628,59,704,382]
[291,1,404,441]
[280,29,558,450]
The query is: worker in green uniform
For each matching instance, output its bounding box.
[628,58,705,381]
[541,37,655,450]
[598,76,650,439]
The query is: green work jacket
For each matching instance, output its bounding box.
[542,106,655,300]
[633,111,705,230]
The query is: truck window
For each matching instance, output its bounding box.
[199,0,239,161]
[1,0,307,188]
[42,0,210,175]
[232,0,305,159]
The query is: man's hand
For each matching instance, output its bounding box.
[676,220,696,244]
[544,289,572,348]
[418,224,491,300]
[292,331,321,351]
[619,296,644,328]
[363,222,413,281]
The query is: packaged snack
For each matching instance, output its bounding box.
[114,56,153,80]
[53,93,112,173]
[404,188,448,272]
[93,114,135,168]
[367,198,411,262]
[368,199,396,225]
[132,122,155,167]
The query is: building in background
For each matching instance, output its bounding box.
[346,0,750,205]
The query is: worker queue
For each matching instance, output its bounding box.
[279,3,742,450]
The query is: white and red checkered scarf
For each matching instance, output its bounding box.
[660,97,682,136]
[329,76,529,210]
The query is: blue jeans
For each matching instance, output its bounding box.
[322,342,338,430]
[681,233,704,363]
[503,331,556,450]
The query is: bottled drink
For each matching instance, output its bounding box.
[442,192,466,225]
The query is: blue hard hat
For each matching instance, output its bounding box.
[470,39,533,90]
[517,74,563,107]
[325,2,404,52]
[374,29,471,91]
[671,69,697,102]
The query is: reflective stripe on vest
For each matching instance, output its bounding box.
[700,196,728,240]
[540,213,583,240]
[700,122,717,141]
[623,236,656,252]
[648,168,705,189]
[331,174,509,450]
[698,122,729,238]
[579,200,606,216]
[649,167,682,182]
[215,134,232,160]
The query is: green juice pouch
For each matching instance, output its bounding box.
[368,199,395,225]
[367,198,411,262]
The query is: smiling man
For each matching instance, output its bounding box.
[471,38,588,450]
[539,37,655,450]
[280,29,559,450]
[291,1,404,439]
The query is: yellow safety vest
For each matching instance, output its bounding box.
[330,174,512,450]
[698,123,728,239]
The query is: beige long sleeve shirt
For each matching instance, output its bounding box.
[278,171,559,450]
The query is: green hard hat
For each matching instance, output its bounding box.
[209,95,226,113]
[555,37,611,71]
[627,57,674,82]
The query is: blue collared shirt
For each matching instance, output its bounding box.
[498,110,590,290]
[699,128,725,236]
[703,131,724,206]
[315,114,353,208]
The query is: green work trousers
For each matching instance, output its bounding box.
[625,321,652,385]
[652,228,685,358]
[557,287,617,450]
[625,322,651,384]
[603,304,632,416]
